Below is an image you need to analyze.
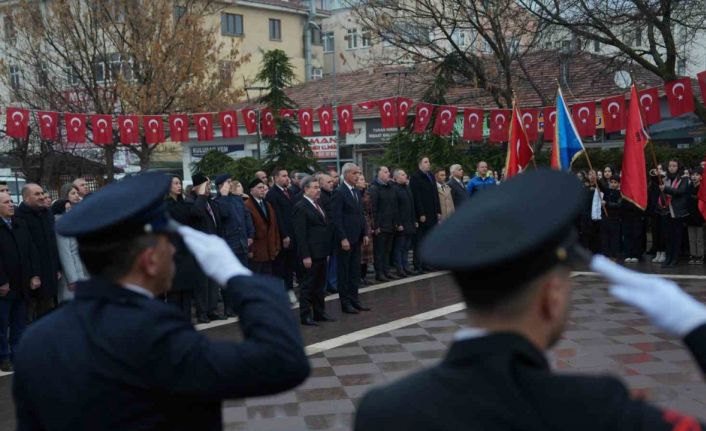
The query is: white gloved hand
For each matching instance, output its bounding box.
[591,254,706,337]
[178,226,252,286]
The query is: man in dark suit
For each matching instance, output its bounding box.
[316,172,338,294]
[447,164,468,208]
[13,173,309,431]
[409,156,440,271]
[331,163,370,314]
[355,170,706,430]
[293,176,335,326]
[368,166,400,282]
[266,168,296,294]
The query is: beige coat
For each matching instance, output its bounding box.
[437,183,455,221]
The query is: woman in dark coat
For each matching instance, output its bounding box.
[660,159,689,267]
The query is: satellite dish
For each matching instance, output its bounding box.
[614,70,632,89]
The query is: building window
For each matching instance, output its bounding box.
[311,27,323,45]
[174,6,187,22]
[452,30,467,47]
[222,13,243,36]
[635,28,642,47]
[94,60,106,83]
[677,59,686,76]
[346,28,358,49]
[269,19,281,41]
[9,65,20,90]
[107,53,134,81]
[361,29,372,47]
[593,40,600,52]
[323,32,335,52]
[4,16,15,44]
[311,67,323,79]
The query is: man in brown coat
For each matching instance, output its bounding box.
[244,178,280,275]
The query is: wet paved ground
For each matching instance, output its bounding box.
[0,264,705,430]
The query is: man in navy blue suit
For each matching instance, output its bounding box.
[331,163,371,314]
[13,173,309,431]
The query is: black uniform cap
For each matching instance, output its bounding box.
[420,169,588,304]
[56,172,175,243]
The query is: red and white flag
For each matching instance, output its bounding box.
[665,77,695,117]
[242,108,259,134]
[571,101,596,137]
[489,109,511,143]
[193,113,214,141]
[279,109,296,119]
[118,115,140,144]
[143,115,165,144]
[462,108,483,141]
[298,108,314,136]
[5,108,29,139]
[378,98,398,129]
[504,104,534,179]
[91,114,113,145]
[542,107,556,142]
[168,114,189,142]
[37,111,59,141]
[65,113,87,143]
[317,105,334,135]
[432,105,457,136]
[638,87,661,126]
[621,84,649,210]
[337,105,354,135]
[261,109,276,136]
[520,108,539,141]
[397,98,413,128]
[219,111,238,138]
[413,103,433,134]
[601,95,626,133]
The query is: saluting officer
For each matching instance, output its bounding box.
[355,169,706,430]
[13,173,310,431]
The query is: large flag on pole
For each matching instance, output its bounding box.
[621,84,649,210]
[504,100,533,179]
[550,88,586,170]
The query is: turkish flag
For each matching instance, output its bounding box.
[279,109,296,120]
[219,111,238,138]
[261,109,276,136]
[337,105,354,135]
[571,102,596,137]
[542,107,556,142]
[505,104,534,179]
[37,111,59,141]
[413,103,433,134]
[698,71,706,107]
[241,108,258,134]
[91,114,113,145]
[462,108,483,141]
[665,77,695,117]
[168,114,189,142]
[298,108,314,136]
[118,115,140,144]
[193,114,214,141]
[638,87,661,126]
[65,113,87,143]
[397,98,413,128]
[621,85,649,210]
[317,105,334,135]
[489,109,511,143]
[358,100,377,111]
[143,115,165,144]
[432,105,457,136]
[378,98,398,129]
[601,95,626,133]
[520,108,539,141]
[5,108,29,139]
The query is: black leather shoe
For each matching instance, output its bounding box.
[375,274,390,282]
[353,302,371,311]
[0,359,13,372]
[314,313,337,322]
[196,314,210,324]
[361,278,371,286]
[342,304,360,314]
[385,272,400,279]
[207,313,227,321]
[404,269,417,276]
[301,317,319,326]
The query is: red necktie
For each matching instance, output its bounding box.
[314,200,325,219]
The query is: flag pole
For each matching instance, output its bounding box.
[629,74,664,189]
[555,79,595,173]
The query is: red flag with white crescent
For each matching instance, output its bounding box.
[601,95,626,133]
[377,98,398,129]
[432,105,457,136]
[261,109,276,137]
[5,108,29,139]
[168,114,189,142]
[489,109,511,143]
[298,108,314,136]
[118,115,140,144]
[397,98,413,128]
[665,77,695,117]
[317,105,334,135]
[37,111,59,141]
[193,114,214,141]
[638,87,661,126]
[413,103,433,134]
[462,108,483,141]
[143,115,165,144]
[542,107,556,142]
[571,102,596,137]
[91,114,113,145]
[65,113,87,143]
[520,108,539,141]
[621,85,649,210]
[505,104,534,179]
[241,108,258,134]
[336,105,354,135]
[279,109,296,120]
[219,111,238,138]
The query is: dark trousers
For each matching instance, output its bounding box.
[274,248,295,290]
[326,254,337,291]
[299,258,327,320]
[622,213,644,259]
[651,213,666,252]
[165,291,193,323]
[337,242,362,308]
[413,222,433,270]
[250,260,273,276]
[373,232,394,275]
[665,216,687,264]
[393,232,412,271]
[600,219,621,258]
[27,296,55,322]
[0,298,27,360]
[579,218,601,253]
[194,279,219,316]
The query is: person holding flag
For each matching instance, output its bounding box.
[504,97,534,179]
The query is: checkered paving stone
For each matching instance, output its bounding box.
[223,275,706,430]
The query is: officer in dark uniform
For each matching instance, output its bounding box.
[355,169,706,430]
[12,173,310,431]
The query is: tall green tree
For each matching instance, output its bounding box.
[256,50,318,173]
